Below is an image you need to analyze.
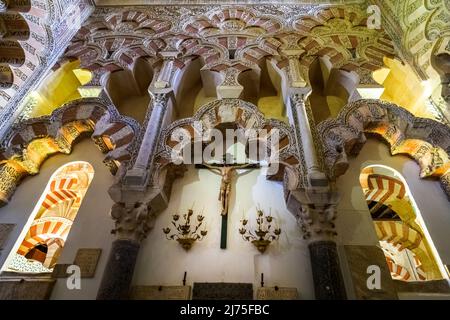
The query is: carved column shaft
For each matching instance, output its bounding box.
[97,202,154,299]
[154,56,175,89]
[309,241,347,300]
[135,93,169,170]
[288,189,347,299]
[289,93,325,185]
[125,92,169,186]
[96,239,140,300]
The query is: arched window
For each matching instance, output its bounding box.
[359,165,447,282]
[2,161,94,273]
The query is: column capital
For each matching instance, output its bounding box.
[217,67,244,99]
[149,90,171,105]
[290,188,339,242]
[110,202,155,243]
[152,54,181,89]
[280,52,308,88]
[290,88,312,103]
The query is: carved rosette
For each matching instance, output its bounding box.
[110,202,155,243]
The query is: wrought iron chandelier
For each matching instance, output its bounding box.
[239,209,281,253]
[163,209,207,251]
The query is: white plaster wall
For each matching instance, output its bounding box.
[0,139,115,300]
[133,165,315,299]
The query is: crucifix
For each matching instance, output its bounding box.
[196,159,259,249]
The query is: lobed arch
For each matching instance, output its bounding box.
[64,9,170,80]
[170,55,221,119]
[293,6,367,31]
[105,9,172,35]
[104,56,156,123]
[183,6,284,36]
[0,97,140,207]
[151,99,301,207]
[64,38,166,73]
[318,99,450,197]
[0,12,30,40]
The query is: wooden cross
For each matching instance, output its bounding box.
[195,161,259,249]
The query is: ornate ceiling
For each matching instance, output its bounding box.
[0,1,448,147]
[63,4,395,90]
[0,0,94,136]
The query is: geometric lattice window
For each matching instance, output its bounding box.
[360,165,447,282]
[3,161,94,273]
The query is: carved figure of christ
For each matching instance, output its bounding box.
[197,161,259,249]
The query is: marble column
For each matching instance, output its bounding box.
[286,87,348,298]
[124,91,170,186]
[99,55,178,299]
[288,189,347,300]
[309,241,347,300]
[96,202,154,300]
[289,92,328,186]
[96,239,140,300]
